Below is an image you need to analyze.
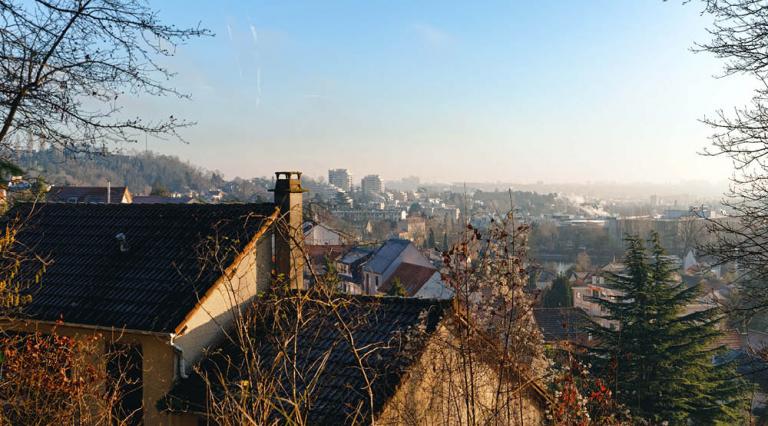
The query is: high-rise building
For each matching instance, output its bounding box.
[328,168,352,192]
[361,174,383,194]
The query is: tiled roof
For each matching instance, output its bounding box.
[132,195,196,204]
[378,262,438,296]
[46,186,130,204]
[362,239,411,274]
[6,202,277,332]
[533,307,591,343]
[338,247,374,265]
[162,295,448,424]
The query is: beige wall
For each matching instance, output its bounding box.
[175,234,272,368]
[3,321,179,425]
[378,325,546,426]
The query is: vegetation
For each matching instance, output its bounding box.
[0,0,209,158]
[586,233,749,424]
[541,275,573,308]
[386,277,408,297]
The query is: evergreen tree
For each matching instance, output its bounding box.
[427,228,436,248]
[586,233,749,425]
[442,232,449,251]
[387,277,408,297]
[542,274,572,308]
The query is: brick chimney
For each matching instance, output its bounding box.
[271,171,306,289]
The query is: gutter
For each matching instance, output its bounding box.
[170,333,189,379]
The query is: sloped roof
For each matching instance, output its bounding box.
[162,295,448,424]
[362,239,411,274]
[132,195,196,204]
[378,262,438,296]
[533,307,591,343]
[338,247,374,265]
[6,202,277,332]
[46,186,130,204]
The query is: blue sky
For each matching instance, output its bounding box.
[138,0,752,184]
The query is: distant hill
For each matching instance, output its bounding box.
[13,150,273,201]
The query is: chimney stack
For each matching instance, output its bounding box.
[271,171,306,290]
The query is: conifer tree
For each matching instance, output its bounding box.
[586,233,749,425]
[542,274,572,308]
[386,277,408,297]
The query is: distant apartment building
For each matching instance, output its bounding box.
[361,174,383,194]
[328,168,353,192]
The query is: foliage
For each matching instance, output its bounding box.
[0,0,210,157]
[386,277,407,297]
[545,351,630,426]
[586,233,750,425]
[0,214,47,314]
[541,275,573,308]
[427,228,436,249]
[0,324,123,425]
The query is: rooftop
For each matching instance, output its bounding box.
[378,262,438,296]
[362,239,411,274]
[6,202,277,332]
[162,295,448,423]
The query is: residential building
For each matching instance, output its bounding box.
[336,247,375,294]
[361,174,383,194]
[302,221,348,245]
[4,171,305,424]
[360,239,433,295]
[377,262,453,299]
[46,185,133,204]
[328,168,353,192]
[162,297,548,425]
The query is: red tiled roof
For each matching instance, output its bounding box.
[378,262,437,296]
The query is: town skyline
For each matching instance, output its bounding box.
[131,0,750,184]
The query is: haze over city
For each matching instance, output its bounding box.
[129,0,752,184]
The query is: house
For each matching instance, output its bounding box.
[161,296,549,425]
[4,171,306,424]
[302,221,349,245]
[46,185,133,204]
[336,247,375,294]
[377,262,453,300]
[360,239,433,295]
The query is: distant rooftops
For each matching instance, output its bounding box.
[46,186,132,204]
[362,239,412,274]
[378,262,438,296]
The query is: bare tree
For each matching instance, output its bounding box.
[0,0,210,158]
[692,1,768,317]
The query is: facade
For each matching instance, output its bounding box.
[302,221,348,245]
[361,174,383,194]
[4,172,305,425]
[328,168,353,192]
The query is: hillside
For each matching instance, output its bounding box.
[14,150,273,201]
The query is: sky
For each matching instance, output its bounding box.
[136,0,755,184]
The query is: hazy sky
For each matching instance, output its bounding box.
[138,0,754,184]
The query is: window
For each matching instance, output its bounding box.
[107,343,143,426]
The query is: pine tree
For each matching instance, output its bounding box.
[427,228,436,248]
[586,233,749,425]
[542,274,572,308]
